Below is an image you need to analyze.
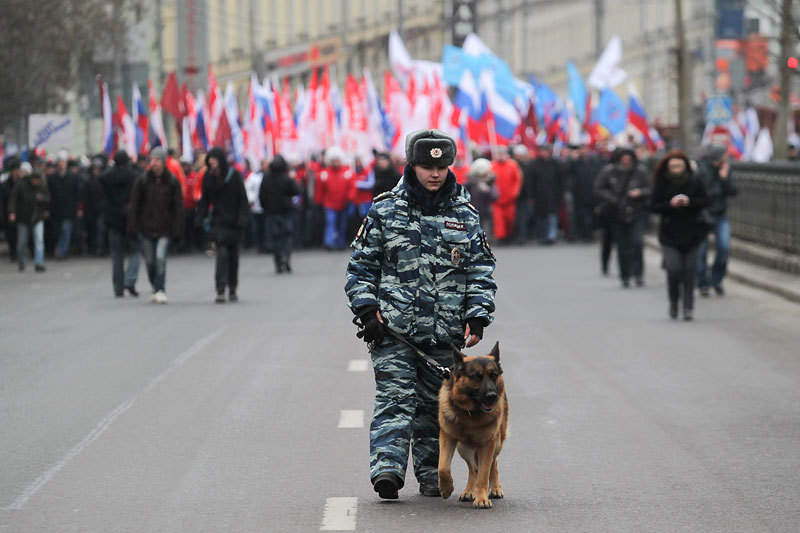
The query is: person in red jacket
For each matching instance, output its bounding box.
[349,155,374,219]
[490,148,523,242]
[318,146,353,249]
[451,151,470,185]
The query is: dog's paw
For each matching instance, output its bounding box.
[458,490,474,502]
[438,475,454,499]
[489,486,504,499]
[473,496,493,509]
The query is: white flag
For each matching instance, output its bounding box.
[589,36,628,89]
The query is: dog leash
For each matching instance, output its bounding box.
[381,326,452,380]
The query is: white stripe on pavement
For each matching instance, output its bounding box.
[320,497,358,531]
[338,410,364,428]
[6,328,225,511]
[347,359,369,372]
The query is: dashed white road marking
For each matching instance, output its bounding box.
[347,359,369,372]
[6,328,225,510]
[338,410,364,429]
[320,497,358,531]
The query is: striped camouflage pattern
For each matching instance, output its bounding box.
[368,343,453,484]
[344,177,497,350]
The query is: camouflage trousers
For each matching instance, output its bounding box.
[369,341,452,486]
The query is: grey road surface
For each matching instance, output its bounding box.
[1,245,799,532]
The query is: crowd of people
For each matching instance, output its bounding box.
[0,136,736,316]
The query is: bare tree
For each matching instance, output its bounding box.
[0,0,120,145]
[774,0,794,159]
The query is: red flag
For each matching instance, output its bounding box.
[161,71,183,121]
[308,68,319,119]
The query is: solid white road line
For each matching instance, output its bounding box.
[6,327,225,510]
[347,359,369,372]
[337,410,364,429]
[320,497,358,531]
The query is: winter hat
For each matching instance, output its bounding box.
[512,144,529,157]
[19,162,33,176]
[469,158,492,177]
[405,129,456,167]
[149,146,167,164]
[113,150,130,166]
[706,144,727,162]
[325,146,346,164]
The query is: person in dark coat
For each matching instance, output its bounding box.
[99,150,142,297]
[258,154,300,274]
[528,144,563,244]
[569,145,605,242]
[1,157,22,262]
[8,170,50,271]
[128,147,184,304]
[464,158,500,237]
[696,145,737,296]
[195,147,250,302]
[371,152,401,198]
[79,159,107,256]
[650,150,709,321]
[593,147,651,287]
[49,159,82,259]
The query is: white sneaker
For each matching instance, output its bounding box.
[154,291,168,304]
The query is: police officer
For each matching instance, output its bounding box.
[345,129,497,500]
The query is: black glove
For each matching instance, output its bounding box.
[466,317,486,340]
[355,306,384,344]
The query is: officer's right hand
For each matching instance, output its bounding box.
[356,310,385,344]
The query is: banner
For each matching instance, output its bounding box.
[28,114,75,154]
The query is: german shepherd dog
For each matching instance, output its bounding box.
[438,342,508,509]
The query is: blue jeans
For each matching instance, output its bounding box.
[17,221,45,267]
[324,208,348,249]
[266,214,293,267]
[55,218,73,258]
[141,236,169,293]
[537,213,558,243]
[108,229,141,294]
[697,215,731,289]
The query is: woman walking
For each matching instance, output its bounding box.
[650,150,709,321]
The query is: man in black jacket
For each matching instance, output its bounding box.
[100,150,142,297]
[195,147,249,303]
[528,144,563,244]
[259,154,300,274]
[49,159,82,259]
[593,148,651,287]
[696,146,737,296]
[128,147,184,304]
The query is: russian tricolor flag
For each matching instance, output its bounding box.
[132,83,148,154]
[98,78,114,155]
[627,84,654,150]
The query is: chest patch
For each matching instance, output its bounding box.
[445,221,466,231]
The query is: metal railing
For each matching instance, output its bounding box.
[728,162,800,255]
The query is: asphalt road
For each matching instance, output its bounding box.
[1,244,799,532]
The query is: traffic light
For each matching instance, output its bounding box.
[788,57,799,69]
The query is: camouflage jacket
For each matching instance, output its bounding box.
[345,171,497,349]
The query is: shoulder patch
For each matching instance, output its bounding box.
[373,191,394,202]
[466,202,478,213]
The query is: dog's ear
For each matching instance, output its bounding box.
[451,344,466,367]
[489,341,500,362]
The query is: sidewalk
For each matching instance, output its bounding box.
[644,235,800,304]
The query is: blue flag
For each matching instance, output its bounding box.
[592,88,627,135]
[566,62,588,124]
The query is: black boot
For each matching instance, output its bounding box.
[669,301,678,320]
[229,287,238,302]
[372,472,402,500]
